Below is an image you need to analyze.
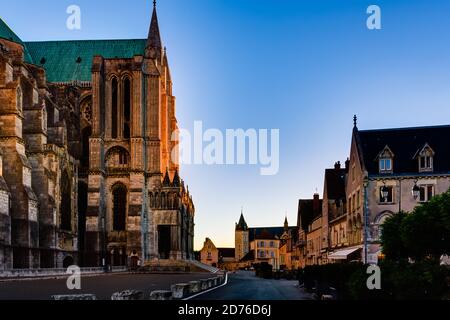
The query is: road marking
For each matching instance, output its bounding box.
[183,273,229,300]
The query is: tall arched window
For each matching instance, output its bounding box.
[81,126,92,168]
[60,171,72,231]
[123,77,131,139]
[111,78,118,139]
[112,184,127,231]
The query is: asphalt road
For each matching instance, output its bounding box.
[193,271,313,300]
[0,272,211,300]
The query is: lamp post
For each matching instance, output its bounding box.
[381,185,389,202]
[363,177,369,265]
[412,182,421,200]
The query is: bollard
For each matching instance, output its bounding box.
[51,294,97,300]
[209,278,218,287]
[189,281,201,294]
[171,283,191,299]
[149,290,173,300]
[200,279,209,291]
[111,290,144,300]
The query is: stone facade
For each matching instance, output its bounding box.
[0,38,79,269]
[199,238,219,267]
[347,121,450,264]
[0,5,194,270]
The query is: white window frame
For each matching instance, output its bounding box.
[418,185,435,203]
[379,158,392,173]
[419,155,433,172]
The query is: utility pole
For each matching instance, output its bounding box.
[363,177,369,264]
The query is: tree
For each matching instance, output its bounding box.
[401,191,450,262]
[380,211,409,261]
[382,189,450,263]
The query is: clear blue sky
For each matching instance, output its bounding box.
[3,0,450,249]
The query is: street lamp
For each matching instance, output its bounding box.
[412,183,421,200]
[381,185,389,202]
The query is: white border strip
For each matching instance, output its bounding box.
[183,273,229,301]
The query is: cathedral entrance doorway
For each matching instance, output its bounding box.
[158,226,171,259]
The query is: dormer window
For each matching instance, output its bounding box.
[379,158,392,172]
[416,144,434,173]
[377,146,394,174]
[419,155,432,170]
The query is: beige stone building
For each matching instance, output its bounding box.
[235,212,296,270]
[324,162,353,262]
[297,194,322,268]
[347,118,450,263]
[199,238,219,267]
[0,4,195,270]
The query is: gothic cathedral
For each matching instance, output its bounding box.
[0,4,195,270]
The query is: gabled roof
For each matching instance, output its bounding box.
[25,39,146,83]
[355,125,450,175]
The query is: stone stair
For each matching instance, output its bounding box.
[187,260,220,274]
[138,259,221,273]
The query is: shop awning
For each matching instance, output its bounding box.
[328,246,362,260]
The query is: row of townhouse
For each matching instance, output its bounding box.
[296,118,450,267]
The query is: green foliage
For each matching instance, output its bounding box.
[380,211,408,261]
[304,262,449,300]
[303,263,365,299]
[382,189,450,262]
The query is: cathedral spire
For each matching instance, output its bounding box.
[146,0,162,59]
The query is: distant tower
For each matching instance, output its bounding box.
[235,210,249,261]
[284,216,289,233]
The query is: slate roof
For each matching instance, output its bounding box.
[356,125,450,175]
[248,227,295,241]
[236,213,248,231]
[25,39,146,83]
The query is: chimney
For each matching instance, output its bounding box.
[313,193,320,213]
[345,158,350,173]
[334,161,341,170]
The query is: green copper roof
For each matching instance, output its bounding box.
[0,18,34,63]
[1,17,147,83]
[25,39,146,83]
